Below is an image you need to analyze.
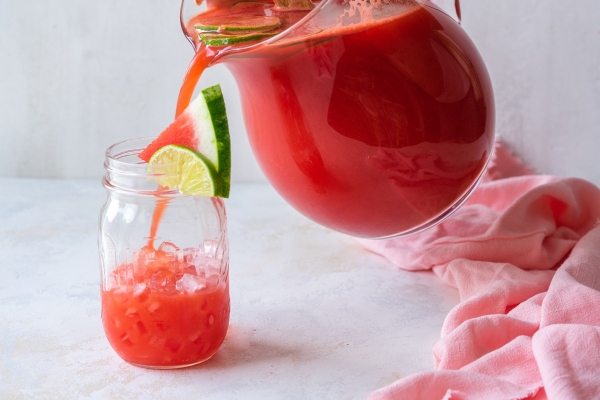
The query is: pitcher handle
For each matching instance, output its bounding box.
[429,0,462,23]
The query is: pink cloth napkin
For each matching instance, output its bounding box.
[361,142,600,400]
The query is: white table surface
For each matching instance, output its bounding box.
[0,178,459,399]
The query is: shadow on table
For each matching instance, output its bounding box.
[187,323,308,371]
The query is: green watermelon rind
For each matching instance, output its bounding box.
[198,84,231,198]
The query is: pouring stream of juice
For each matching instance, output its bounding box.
[147,196,169,248]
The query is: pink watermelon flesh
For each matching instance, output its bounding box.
[139,109,199,162]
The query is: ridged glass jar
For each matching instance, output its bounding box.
[98,138,230,369]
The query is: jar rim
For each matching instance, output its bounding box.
[104,137,179,194]
[106,137,156,168]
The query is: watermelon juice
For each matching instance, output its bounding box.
[101,245,230,368]
[178,0,494,238]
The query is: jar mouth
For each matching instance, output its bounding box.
[104,137,179,194]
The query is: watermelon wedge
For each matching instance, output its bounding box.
[140,84,231,197]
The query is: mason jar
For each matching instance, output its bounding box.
[98,138,230,369]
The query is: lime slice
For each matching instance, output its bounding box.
[148,145,221,197]
[231,1,273,9]
[195,16,281,33]
[199,32,276,46]
[273,0,314,10]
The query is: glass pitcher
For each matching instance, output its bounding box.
[178,0,494,239]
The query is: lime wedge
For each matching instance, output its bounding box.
[231,1,273,9]
[195,16,281,33]
[148,145,221,197]
[199,32,276,46]
[273,0,314,10]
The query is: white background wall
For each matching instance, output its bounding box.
[1,1,599,184]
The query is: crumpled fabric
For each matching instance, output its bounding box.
[361,142,600,400]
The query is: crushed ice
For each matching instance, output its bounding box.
[107,240,226,293]
[176,273,207,293]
